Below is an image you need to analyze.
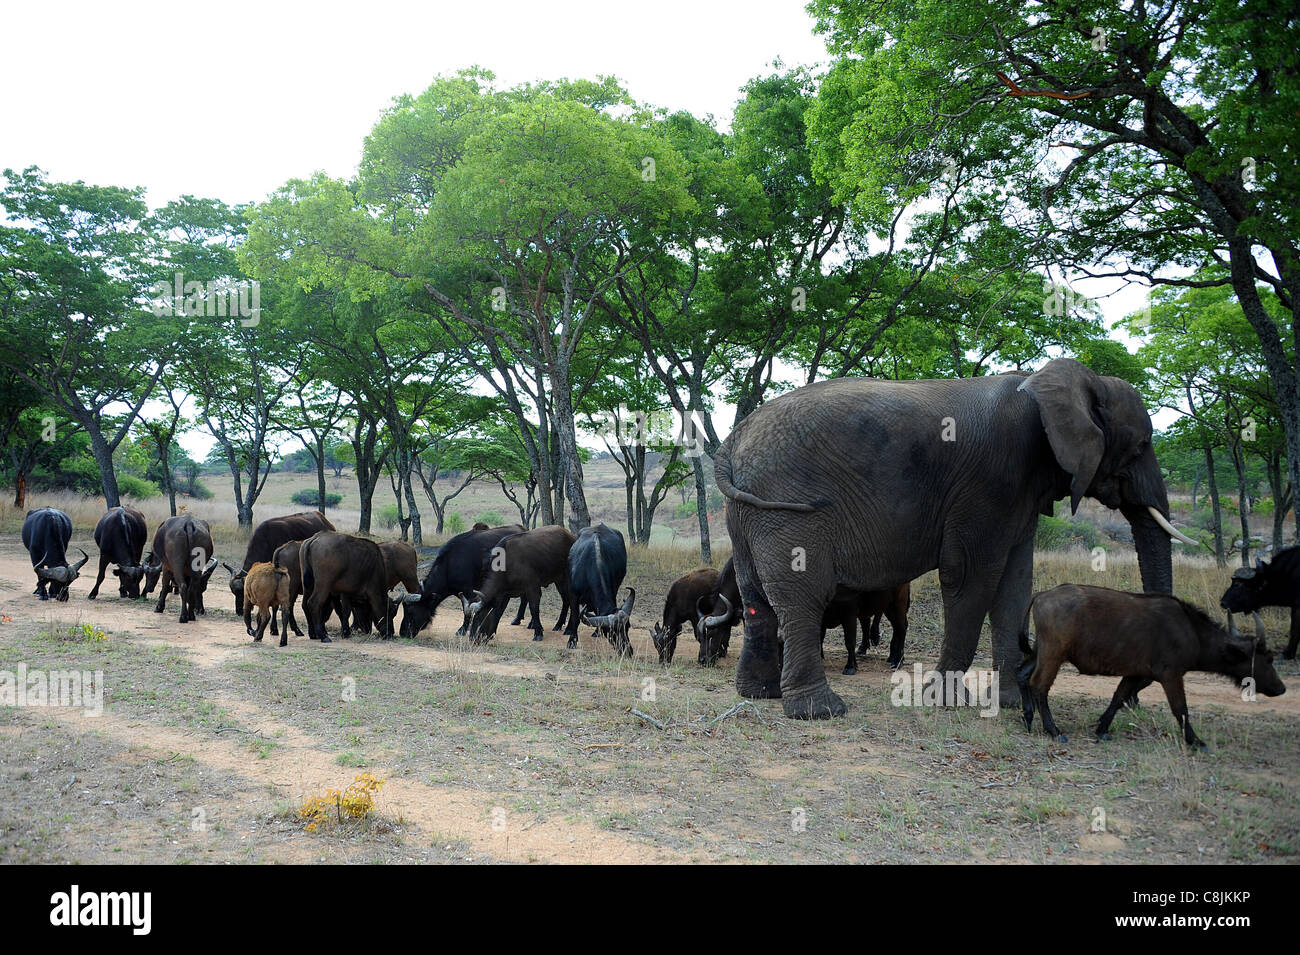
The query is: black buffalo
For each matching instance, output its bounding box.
[87,505,148,600]
[467,525,576,644]
[228,512,336,616]
[1221,547,1300,660]
[299,532,392,641]
[21,507,87,601]
[400,524,526,638]
[569,523,634,656]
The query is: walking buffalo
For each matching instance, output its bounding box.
[148,516,219,623]
[244,561,292,646]
[268,540,351,640]
[87,505,148,600]
[1017,584,1285,749]
[1220,547,1300,659]
[21,507,87,601]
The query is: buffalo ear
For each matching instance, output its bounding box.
[1018,358,1104,514]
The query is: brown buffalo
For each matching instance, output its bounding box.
[298,532,392,642]
[1018,584,1286,749]
[147,516,218,623]
[467,525,576,644]
[651,568,720,664]
[244,562,292,646]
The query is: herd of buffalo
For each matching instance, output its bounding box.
[15,494,1300,749]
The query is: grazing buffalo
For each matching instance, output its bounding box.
[1220,547,1300,660]
[1017,584,1286,749]
[243,562,292,646]
[569,524,634,655]
[467,525,576,644]
[228,512,336,616]
[87,505,149,600]
[21,508,87,601]
[651,568,721,664]
[400,524,526,638]
[694,558,744,665]
[148,516,218,623]
[298,532,392,642]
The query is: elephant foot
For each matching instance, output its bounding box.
[998,683,1020,708]
[782,685,847,720]
[736,675,781,699]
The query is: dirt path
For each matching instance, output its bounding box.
[0,553,685,863]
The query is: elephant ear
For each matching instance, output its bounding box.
[1018,358,1104,514]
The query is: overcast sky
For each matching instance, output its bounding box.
[2,0,829,208]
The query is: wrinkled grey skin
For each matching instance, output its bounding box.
[716,359,1180,719]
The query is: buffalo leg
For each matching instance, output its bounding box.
[1120,678,1152,708]
[886,605,908,669]
[253,609,270,642]
[284,597,304,636]
[553,598,569,632]
[1095,675,1148,740]
[526,587,544,641]
[1284,607,1298,660]
[86,554,110,600]
[842,615,858,676]
[510,596,527,627]
[154,569,173,614]
[1028,656,1066,742]
[270,605,279,636]
[1159,676,1206,750]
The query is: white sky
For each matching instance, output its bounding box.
[2,1,1164,459]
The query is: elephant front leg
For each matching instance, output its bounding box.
[987,537,1035,707]
[934,554,1001,707]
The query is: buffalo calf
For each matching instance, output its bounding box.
[1018,584,1286,749]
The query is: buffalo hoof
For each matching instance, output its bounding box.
[37,594,48,601]
[320,634,332,643]
[782,686,847,720]
[1022,715,1034,731]
[86,593,97,601]
[566,637,578,650]
[279,636,288,648]
[1055,734,1068,743]
[246,628,256,637]
[532,633,544,642]
[1096,731,1113,741]
[842,665,857,676]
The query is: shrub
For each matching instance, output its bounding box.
[1034,515,1101,551]
[445,512,466,534]
[291,489,342,508]
[118,474,161,499]
[377,505,401,529]
[476,510,504,527]
[185,479,214,501]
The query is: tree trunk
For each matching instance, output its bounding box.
[693,454,712,563]
[1230,443,1251,567]
[316,437,328,517]
[13,471,25,509]
[550,362,590,530]
[1205,446,1225,567]
[87,426,121,507]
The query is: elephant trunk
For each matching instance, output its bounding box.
[1124,507,1174,595]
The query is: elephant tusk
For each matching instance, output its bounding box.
[1146,507,1199,546]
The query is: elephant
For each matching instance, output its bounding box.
[713,358,1197,719]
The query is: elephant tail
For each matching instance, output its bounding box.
[713,438,829,513]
